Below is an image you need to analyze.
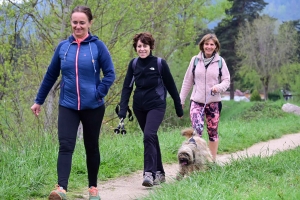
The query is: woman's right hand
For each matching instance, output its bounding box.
[178,104,184,118]
[31,103,41,116]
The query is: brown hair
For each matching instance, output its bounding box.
[198,33,220,53]
[132,32,155,52]
[71,5,93,22]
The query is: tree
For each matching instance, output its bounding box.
[0,1,38,142]
[236,15,298,100]
[276,62,300,98]
[0,0,231,143]
[289,19,300,62]
[214,0,268,99]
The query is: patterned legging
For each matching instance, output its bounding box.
[190,101,220,141]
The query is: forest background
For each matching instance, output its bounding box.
[0,0,300,145]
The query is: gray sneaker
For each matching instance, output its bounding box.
[153,171,166,185]
[142,172,153,187]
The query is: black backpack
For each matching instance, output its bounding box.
[116,57,163,120]
[129,57,163,87]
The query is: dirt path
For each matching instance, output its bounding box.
[76,133,300,200]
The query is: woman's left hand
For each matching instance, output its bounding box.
[211,86,217,93]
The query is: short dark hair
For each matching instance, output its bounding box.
[71,5,93,22]
[132,32,155,52]
[198,33,220,53]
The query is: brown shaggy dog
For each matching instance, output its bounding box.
[176,128,213,180]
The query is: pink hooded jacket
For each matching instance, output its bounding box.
[180,52,230,105]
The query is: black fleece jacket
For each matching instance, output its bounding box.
[118,54,183,119]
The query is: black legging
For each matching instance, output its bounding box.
[133,108,165,178]
[57,105,105,191]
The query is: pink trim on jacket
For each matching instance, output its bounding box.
[180,52,230,105]
[74,34,89,110]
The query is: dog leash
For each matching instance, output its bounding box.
[199,90,216,117]
[198,90,216,132]
[189,91,215,143]
[188,137,197,164]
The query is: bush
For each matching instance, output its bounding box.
[250,89,261,101]
[268,91,282,101]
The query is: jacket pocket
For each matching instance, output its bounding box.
[95,86,102,103]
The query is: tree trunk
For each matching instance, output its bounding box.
[260,76,269,101]
[230,79,235,100]
[44,0,73,132]
[263,84,268,101]
[44,82,60,131]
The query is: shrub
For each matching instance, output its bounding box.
[268,91,282,101]
[250,89,261,101]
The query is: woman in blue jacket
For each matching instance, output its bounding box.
[118,32,183,187]
[30,5,115,200]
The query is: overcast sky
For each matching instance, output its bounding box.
[263,0,300,22]
[208,0,300,29]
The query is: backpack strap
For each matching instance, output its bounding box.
[129,57,162,87]
[192,57,199,85]
[129,58,138,87]
[157,57,162,78]
[218,56,223,83]
[192,56,223,85]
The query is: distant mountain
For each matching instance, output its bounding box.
[208,0,300,29]
[263,0,300,22]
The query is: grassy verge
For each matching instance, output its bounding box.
[143,147,300,200]
[0,100,300,199]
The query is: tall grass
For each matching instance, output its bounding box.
[1,100,300,199]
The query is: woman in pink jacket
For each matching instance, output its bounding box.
[180,33,230,161]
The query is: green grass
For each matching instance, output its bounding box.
[143,147,300,200]
[1,100,300,199]
[220,100,255,120]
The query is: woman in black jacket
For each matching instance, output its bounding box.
[118,32,183,187]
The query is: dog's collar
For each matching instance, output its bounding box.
[188,137,197,163]
[189,137,197,147]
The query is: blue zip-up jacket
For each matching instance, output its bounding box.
[35,34,115,110]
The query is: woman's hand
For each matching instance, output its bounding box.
[211,87,218,96]
[211,86,217,93]
[179,104,184,119]
[31,103,41,116]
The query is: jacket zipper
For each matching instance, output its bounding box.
[75,42,81,110]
